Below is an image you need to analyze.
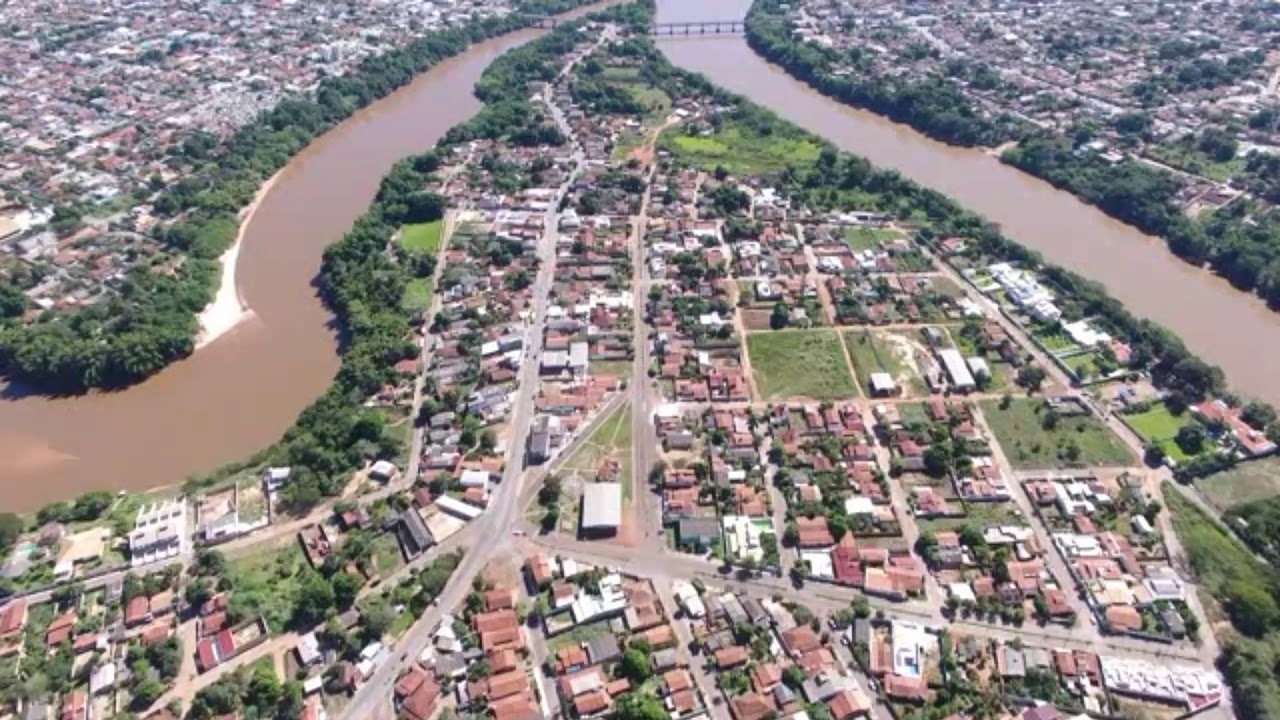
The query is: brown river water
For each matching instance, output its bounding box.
[0,6,614,511]
[0,0,1275,510]
[654,0,1280,401]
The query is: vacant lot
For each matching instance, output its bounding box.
[226,545,308,632]
[401,277,433,312]
[979,398,1133,469]
[398,220,443,254]
[660,122,822,174]
[747,329,857,401]
[842,329,927,396]
[1198,456,1280,512]
[843,226,900,251]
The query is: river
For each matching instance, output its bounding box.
[3,1,1278,511]
[0,5,613,511]
[654,0,1280,408]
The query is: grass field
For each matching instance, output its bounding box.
[979,398,1133,469]
[398,220,443,254]
[1164,485,1280,718]
[402,277,433,312]
[226,545,308,633]
[627,85,671,119]
[660,123,822,174]
[843,226,900,251]
[841,329,928,396]
[1124,402,1200,462]
[1198,456,1280,512]
[1147,142,1244,184]
[747,329,857,401]
[919,501,1026,533]
[561,401,633,498]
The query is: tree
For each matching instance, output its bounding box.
[1224,579,1280,637]
[1143,443,1166,467]
[615,692,669,720]
[0,513,22,555]
[1016,365,1046,392]
[332,572,363,611]
[195,549,228,577]
[619,647,652,683]
[769,302,790,330]
[130,677,166,710]
[1175,423,1206,454]
[292,573,337,627]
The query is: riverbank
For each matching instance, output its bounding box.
[0,0,621,511]
[653,2,1280,411]
[195,172,280,349]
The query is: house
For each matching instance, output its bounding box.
[0,599,28,655]
[676,517,720,552]
[128,499,188,567]
[395,666,440,720]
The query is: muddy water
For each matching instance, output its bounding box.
[0,5,613,511]
[654,0,1280,408]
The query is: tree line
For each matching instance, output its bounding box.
[1004,135,1280,308]
[744,0,1023,148]
[0,0,597,393]
[678,55,1279,717]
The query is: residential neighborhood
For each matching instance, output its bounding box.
[0,7,1268,720]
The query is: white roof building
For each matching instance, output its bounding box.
[581,483,622,531]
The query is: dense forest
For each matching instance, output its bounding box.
[744,0,1022,148]
[1004,136,1280,307]
[0,0,595,393]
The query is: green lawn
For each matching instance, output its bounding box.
[398,220,444,254]
[1124,403,1202,463]
[388,610,416,639]
[747,329,857,401]
[1125,403,1188,441]
[843,226,899,251]
[1198,456,1280,512]
[660,123,822,174]
[979,398,1133,469]
[1031,326,1080,354]
[370,531,406,579]
[402,277,434,312]
[627,85,671,119]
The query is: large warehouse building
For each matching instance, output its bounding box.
[580,482,622,537]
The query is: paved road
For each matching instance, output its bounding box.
[338,32,610,720]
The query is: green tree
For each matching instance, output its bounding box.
[615,692,669,720]
[619,647,652,683]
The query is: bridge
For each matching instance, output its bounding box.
[650,20,746,36]
[529,17,747,35]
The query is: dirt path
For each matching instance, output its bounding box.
[833,328,866,400]
[730,281,764,401]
